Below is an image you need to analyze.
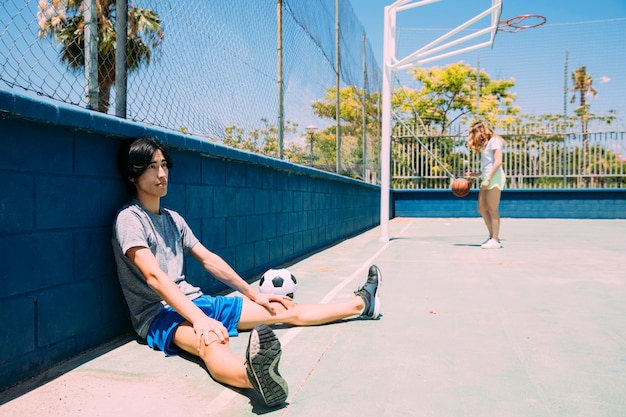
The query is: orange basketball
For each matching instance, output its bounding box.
[451,178,470,197]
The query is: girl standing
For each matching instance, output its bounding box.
[466,121,506,249]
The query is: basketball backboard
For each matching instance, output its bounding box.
[385,0,503,70]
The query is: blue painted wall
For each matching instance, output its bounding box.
[0,90,380,391]
[393,189,626,219]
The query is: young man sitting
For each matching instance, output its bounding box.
[112,137,382,407]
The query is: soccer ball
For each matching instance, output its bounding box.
[259,268,298,299]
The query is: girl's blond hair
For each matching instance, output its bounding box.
[467,121,496,152]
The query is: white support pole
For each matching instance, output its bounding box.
[379,5,394,241]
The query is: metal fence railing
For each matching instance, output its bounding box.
[392,128,626,190]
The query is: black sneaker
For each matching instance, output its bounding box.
[355,265,382,319]
[245,324,288,407]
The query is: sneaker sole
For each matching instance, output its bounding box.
[370,266,382,319]
[246,324,288,407]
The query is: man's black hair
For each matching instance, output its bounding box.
[117,137,173,196]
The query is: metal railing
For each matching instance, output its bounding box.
[392,128,626,190]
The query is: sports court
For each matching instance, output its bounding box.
[1,1,624,415]
[2,217,625,417]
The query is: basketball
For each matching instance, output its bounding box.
[451,178,470,197]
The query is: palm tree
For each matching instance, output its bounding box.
[38,0,163,113]
[570,66,598,147]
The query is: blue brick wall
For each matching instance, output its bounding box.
[393,189,626,219]
[0,90,380,391]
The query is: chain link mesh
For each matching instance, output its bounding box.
[1,0,381,178]
[2,1,624,185]
[393,17,626,132]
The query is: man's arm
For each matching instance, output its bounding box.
[126,246,229,347]
[189,242,291,313]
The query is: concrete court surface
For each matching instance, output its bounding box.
[1,217,625,417]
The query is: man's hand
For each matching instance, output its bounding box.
[248,290,294,315]
[193,316,229,352]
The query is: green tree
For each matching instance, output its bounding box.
[570,66,598,146]
[311,86,380,177]
[221,119,303,162]
[38,0,163,113]
[386,63,516,185]
[407,62,517,133]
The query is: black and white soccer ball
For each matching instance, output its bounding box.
[259,268,298,299]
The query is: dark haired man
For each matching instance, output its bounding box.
[112,137,381,407]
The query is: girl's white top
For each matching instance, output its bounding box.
[481,136,504,177]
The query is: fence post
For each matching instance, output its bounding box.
[362,34,367,181]
[84,0,99,110]
[476,56,480,118]
[277,0,284,159]
[115,0,128,118]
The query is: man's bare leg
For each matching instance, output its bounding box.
[239,264,382,330]
[172,322,251,388]
[169,265,382,408]
[172,320,288,407]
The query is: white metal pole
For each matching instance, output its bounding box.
[380,5,393,241]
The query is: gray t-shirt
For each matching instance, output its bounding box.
[112,201,202,338]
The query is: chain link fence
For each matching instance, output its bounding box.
[2,1,625,188]
[1,0,381,179]
[392,16,626,133]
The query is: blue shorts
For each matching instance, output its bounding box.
[146,295,243,356]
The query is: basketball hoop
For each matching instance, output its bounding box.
[497,14,546,33]
[379,0,504,241]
